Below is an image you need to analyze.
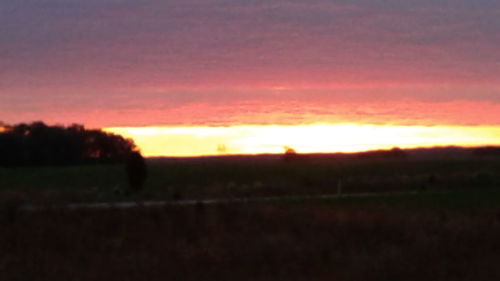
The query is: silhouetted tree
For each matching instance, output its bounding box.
[283,146,298,162]
[0,122,137,166]
[125,151,148,193]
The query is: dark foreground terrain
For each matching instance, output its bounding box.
[1,149,500,280]
[2,191,500,281]
[1,147,500,204]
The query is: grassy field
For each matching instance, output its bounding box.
[1,154,499,204]
[2,195,500,281]
[1,154,500,280]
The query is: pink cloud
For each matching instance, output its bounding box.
[5,99,499,128]
[1,0,500,127]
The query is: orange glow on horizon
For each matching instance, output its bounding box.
[105,124,500,157]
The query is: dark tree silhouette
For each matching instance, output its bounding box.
[283,146,298,162]
[125,151,148,193]
[0,121,138,166]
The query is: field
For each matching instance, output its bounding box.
[1,152,500,204]
[3,193,500,281]
[1,153,500,280]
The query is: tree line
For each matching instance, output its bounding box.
[0,121,138,167]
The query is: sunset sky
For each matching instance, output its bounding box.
[1,0,500,156]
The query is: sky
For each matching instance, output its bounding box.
[1,0,500,155]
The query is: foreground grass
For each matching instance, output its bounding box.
[1,156,499,204]
[2,200,500,281]
[1,155,499,280]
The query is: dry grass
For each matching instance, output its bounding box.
[2,202,500,281]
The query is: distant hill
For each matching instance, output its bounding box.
[148,145,500,163]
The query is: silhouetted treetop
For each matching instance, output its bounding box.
[283,146,299,162]
[0,121,138,166]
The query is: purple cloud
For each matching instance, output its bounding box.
[1,0,499,126]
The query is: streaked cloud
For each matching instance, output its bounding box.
[1,0,500,127]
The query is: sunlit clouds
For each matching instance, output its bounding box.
[107,124,500,157]
[2,0,500,127]
[7,99,500,128]
[1,0,500,154]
